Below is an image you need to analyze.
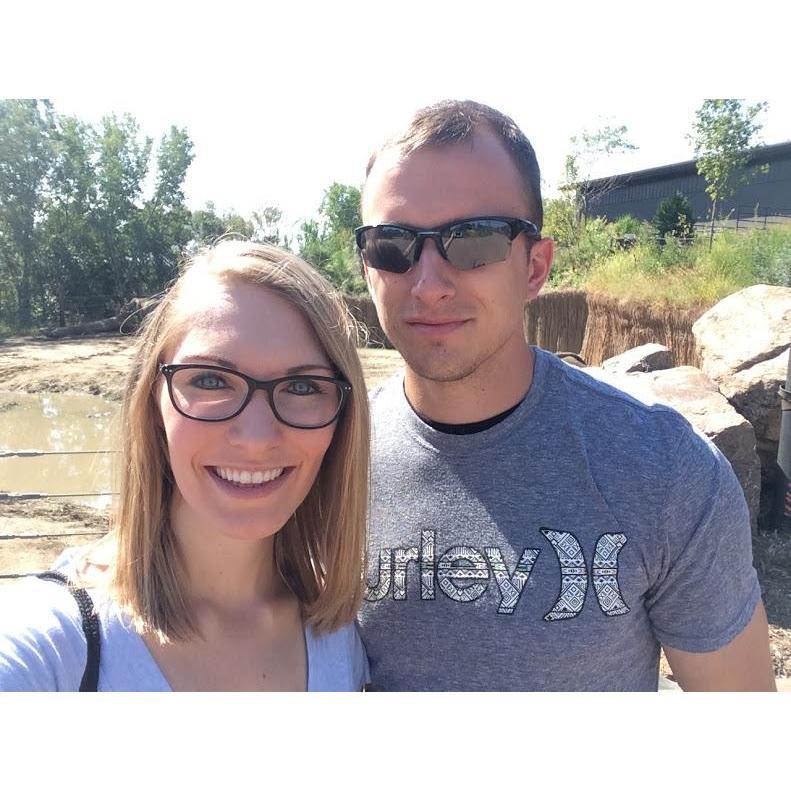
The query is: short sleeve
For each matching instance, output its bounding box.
[0,578,87,691]
[645,425,761,653]
[306,621,370,691]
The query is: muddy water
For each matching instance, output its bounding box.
[0,392,119,508]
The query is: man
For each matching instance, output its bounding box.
[355,99,775,691]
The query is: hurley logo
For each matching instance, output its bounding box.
[365,529,630,620]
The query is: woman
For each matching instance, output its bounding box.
[0,240,370,691]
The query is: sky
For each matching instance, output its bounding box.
[3,0,791,236]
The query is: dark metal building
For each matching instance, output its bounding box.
[581,141,791,223]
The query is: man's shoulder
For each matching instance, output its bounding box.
[535,349,726,483]
[540,348,696,439]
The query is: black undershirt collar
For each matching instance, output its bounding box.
[415,399,524,435]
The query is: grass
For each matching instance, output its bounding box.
[549,224,791,309]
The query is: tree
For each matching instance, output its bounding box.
[251,205,287,247]
[92,114,152,308]
[297,183,365,293]
[653,192,695,241]
[40,115,98,325]
[690,99,767,247]
[0,103,200,329]
[0,100,55,327]
[189,202,254,249]
[562,122,637,221]
[139,126,195,289]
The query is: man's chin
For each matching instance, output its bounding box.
[401,350,481,385]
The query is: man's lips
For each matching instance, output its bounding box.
[405,318,470,335]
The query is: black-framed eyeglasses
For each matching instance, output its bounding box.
[354,216,541,274]
[158,363,351,429]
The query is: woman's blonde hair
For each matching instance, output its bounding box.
[98,240,369,640]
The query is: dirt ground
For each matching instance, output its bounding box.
[2,332,790,682]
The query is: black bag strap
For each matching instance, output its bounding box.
[37,570,101,692]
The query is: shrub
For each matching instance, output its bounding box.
[612,214,643,237]
[653,192,695,239]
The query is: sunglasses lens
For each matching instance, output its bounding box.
[442,219,513,269]
[361,226,416,273]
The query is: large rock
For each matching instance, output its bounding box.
[601,343,673,374]
[692,284,791,448]
[587,365,761,530]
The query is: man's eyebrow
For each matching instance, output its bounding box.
[177,356,334,375]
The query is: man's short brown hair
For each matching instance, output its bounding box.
[364,99,543,230]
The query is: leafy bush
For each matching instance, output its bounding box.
[653,192,695,239]
[542,198,578,248]
[612,214,643,237]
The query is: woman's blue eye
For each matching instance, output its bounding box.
[286,379,322,396]
[190,373,228,389]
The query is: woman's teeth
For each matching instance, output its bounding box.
[214,467,284,485]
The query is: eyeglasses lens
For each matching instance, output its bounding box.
[362,226,415,273]
[171,368,248,420]
[272,378,342,427]
[169,367,343,427]
[442,219,512,270]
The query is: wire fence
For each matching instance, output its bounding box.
[694,207,791,233]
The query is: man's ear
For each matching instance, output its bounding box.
[362,260,377,303]
[525,237,554,302]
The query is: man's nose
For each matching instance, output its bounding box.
[410,237,456,303]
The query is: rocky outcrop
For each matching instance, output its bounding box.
[692,284,791,453]
[601,343,673,375]
[586,364,761,529]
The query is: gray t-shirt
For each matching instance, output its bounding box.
[357,347,761,691]
[0,568,368,692]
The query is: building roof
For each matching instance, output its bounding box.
[582,140,791,191]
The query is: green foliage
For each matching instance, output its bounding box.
[612,214,643,237]
[0,100,55,326]
[189,202,254,249]
[251,205,288,248]
[579,225,791,307]
[653,193,695,239]
[561,121,637,218]
[548,213,617,288]
[0,101,201,329]
[297,182,366,294]
[0,100,368,334]
[543,198,578,248]
[690,99,767,217]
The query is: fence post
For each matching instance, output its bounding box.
[771,347,791,530]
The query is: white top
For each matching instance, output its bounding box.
[0,573,369,692]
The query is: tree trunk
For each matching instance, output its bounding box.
[708,199,717,252]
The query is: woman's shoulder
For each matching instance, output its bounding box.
[0,575,88,691]
[306,620,370,692]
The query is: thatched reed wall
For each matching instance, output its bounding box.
[524,290,703,366]
[580,294,705,367]
[524,290,589,357]
[347,290,704,367]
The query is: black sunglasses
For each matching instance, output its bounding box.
[354,216,540,274]
[158,363,351,429]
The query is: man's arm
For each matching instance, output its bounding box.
[664,601,776,691]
